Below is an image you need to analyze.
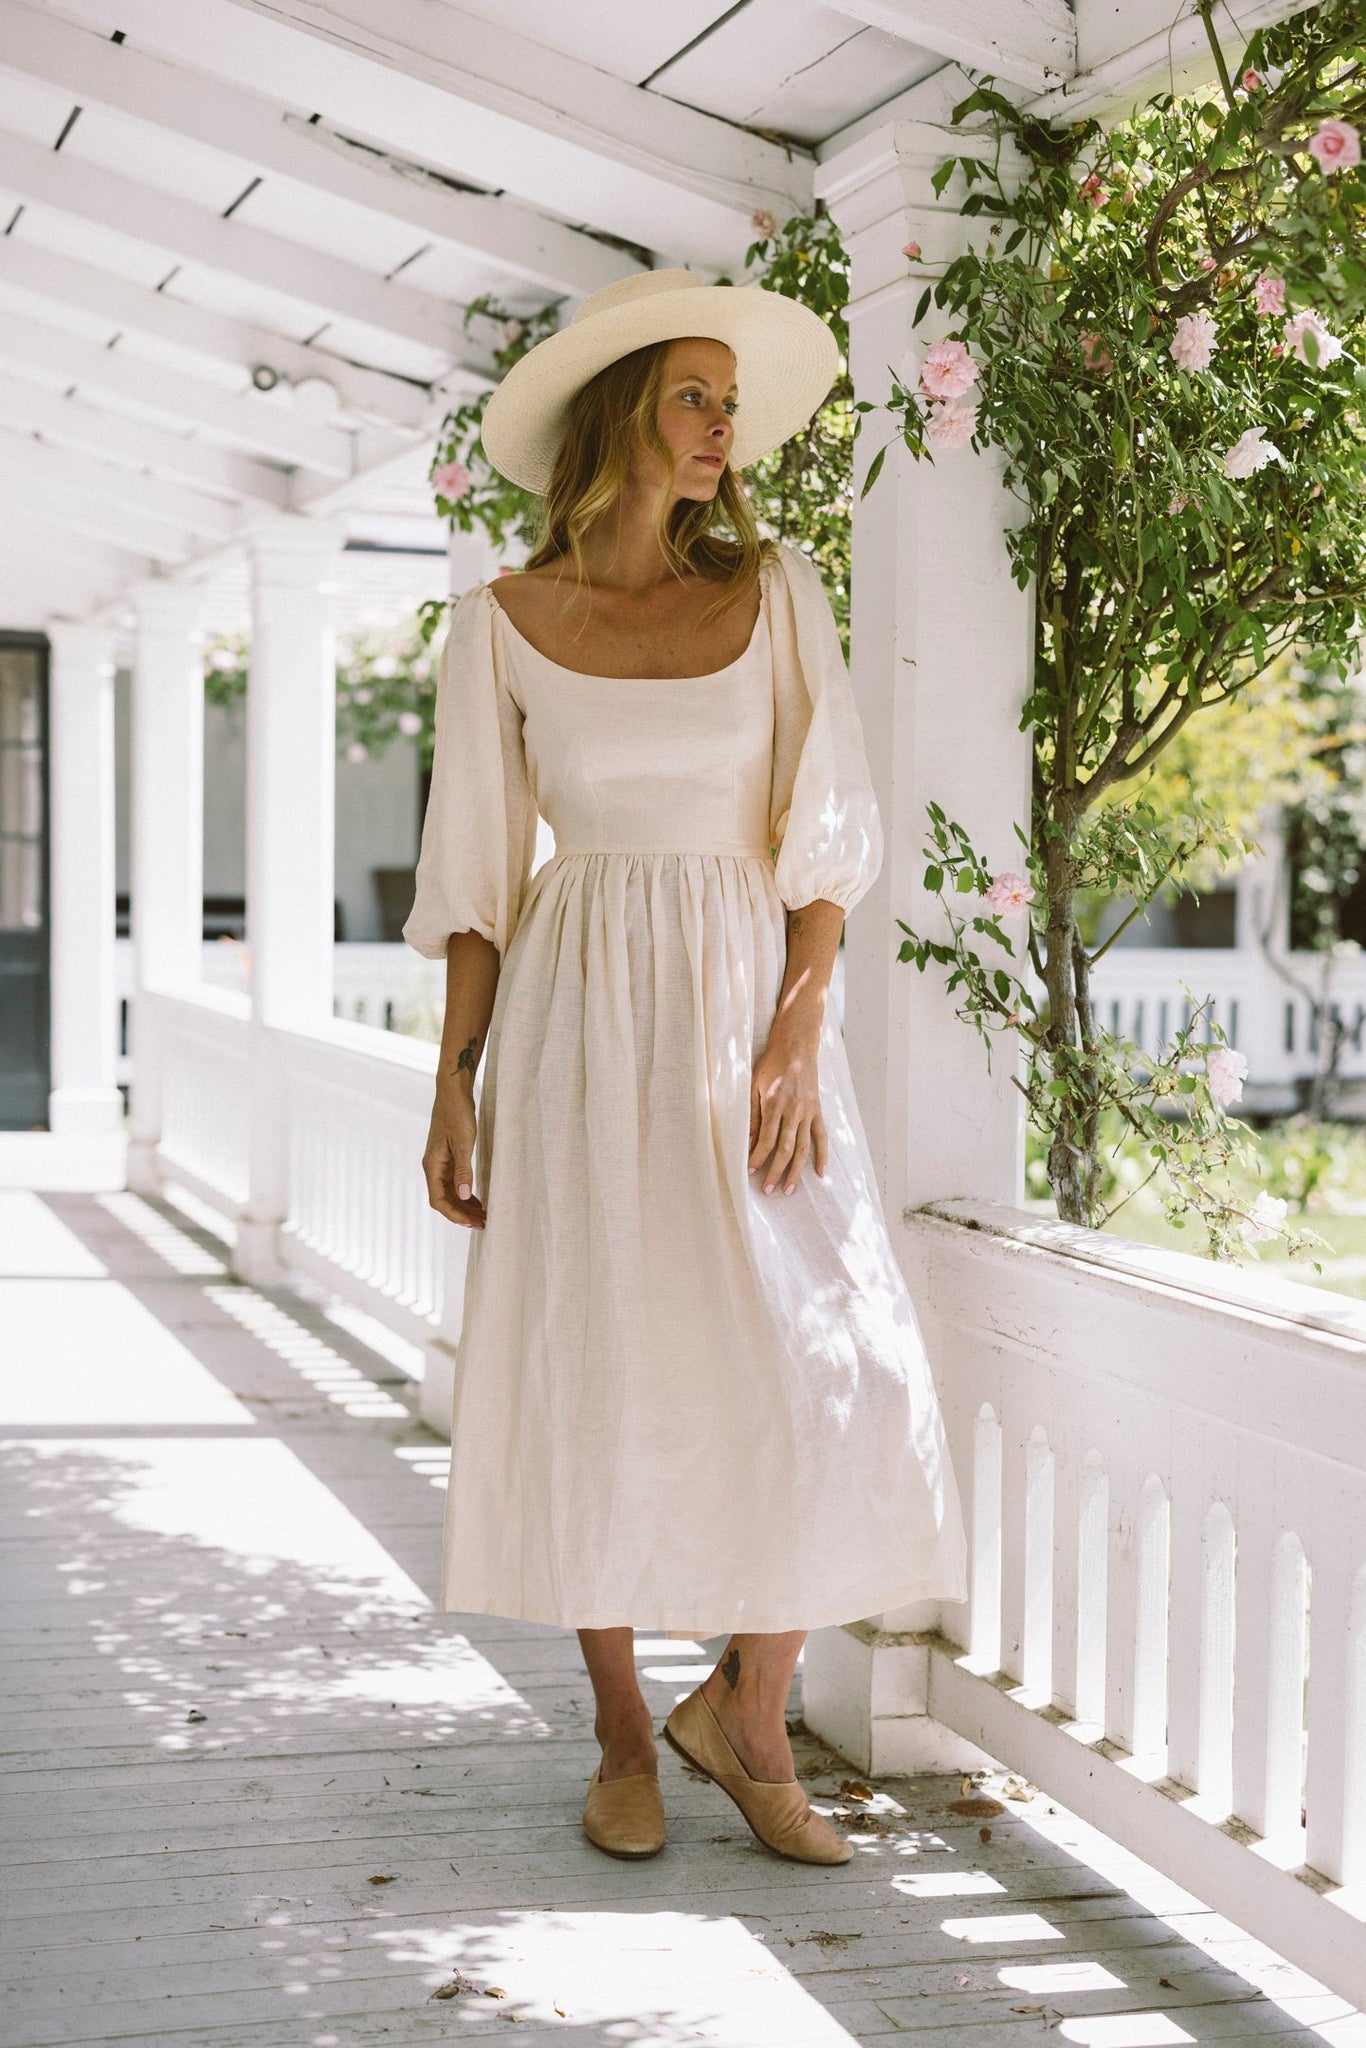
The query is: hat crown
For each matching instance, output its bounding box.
[569,268,707,328]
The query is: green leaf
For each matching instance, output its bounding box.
[924,864,944,893]
[914,287,932,325]
[955,868,977,894]
[859,443,887,499]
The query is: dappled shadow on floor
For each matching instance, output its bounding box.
[1,1190,1359,2048]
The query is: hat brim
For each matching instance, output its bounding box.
[477,281,840,496]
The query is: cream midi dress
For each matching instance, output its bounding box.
[403,538,966,1633]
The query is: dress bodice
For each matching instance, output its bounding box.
[484,581,776,860]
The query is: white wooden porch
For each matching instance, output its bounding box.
[3,1178,1362,2048]
[4,1,1366,2042]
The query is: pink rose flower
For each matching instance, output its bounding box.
[919,338,979,400]
[1169,311,1218,372]
[902,239,922,261]
[750,208,777,237]
[502,319,526,346]
[1222,425,1282,479]
[1308,119,1361,173]
[925,398,978,449]
[1079,332,1113,372]
[397,711,423,738]
[1079,173,1107,207]
[1168,489,1194,514]
[432,459,472,501]
[1240,1190,1288,1244]
[345,740,368,765]
[1253,272,1286,317]
[1199,253,1218,272]
[983,870,1036,915]
[1283,308,1344,366]
[1240,67,1262,91]
[1206,1045,1248,1108]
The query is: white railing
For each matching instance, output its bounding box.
[905,1202,1366,2009]
[1087,945,1366,1102]
[116,941,446,1081]
[138,987,463,1362]
[150,985,252,1209]
[275,1014,449,1343]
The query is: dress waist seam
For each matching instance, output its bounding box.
[550,843,774,861]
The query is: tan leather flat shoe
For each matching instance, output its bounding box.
[582,1763,666,1858]
[662,1688,854,1865]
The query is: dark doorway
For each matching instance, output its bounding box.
[0,634,50,1129]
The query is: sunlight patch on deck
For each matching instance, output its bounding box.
[0,1280,254,1425]
[0,1191,107,1277]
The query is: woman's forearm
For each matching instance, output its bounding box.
[437,929,501,1092]
[772,899,844,1042]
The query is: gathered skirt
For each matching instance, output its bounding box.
[441,846,967,1634]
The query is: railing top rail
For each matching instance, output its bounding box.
[913,1196,1366,1354]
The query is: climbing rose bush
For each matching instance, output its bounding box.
[878,0,1365,1257]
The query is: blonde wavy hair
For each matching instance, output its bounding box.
[521,337,775,636]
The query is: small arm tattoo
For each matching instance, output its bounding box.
[721,1647,741,1690]
[788,910,805,939]
[454,1034,480,1076]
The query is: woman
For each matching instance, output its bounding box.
[403,267,966,1868]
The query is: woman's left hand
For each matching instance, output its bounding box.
[748,1017,828,1194]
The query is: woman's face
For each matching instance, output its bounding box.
[638,336,738,501]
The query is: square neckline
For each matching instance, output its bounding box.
[483,553,773,683]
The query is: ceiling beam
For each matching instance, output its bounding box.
[0,501,162,581]
[215,0,812,266]
[1035,0,1317,119]
[0,1,635,302]
[820,0,1076,93]
[0,372,289,508]
[0,236,449,432]
[0,460,197,564]
[0,123,462,359]
[0,306,355,474]
[0,432,243,545]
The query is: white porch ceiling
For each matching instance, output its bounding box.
[0,0,1315,631]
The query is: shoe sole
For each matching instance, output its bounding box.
[662,1719,849,1866]
[581,1825,665,1860]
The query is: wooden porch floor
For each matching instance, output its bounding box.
[2,1183,1363,2048]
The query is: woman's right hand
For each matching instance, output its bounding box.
[422,1078,486,1229]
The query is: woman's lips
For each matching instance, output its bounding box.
[693,453,725,468]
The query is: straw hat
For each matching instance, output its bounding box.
[478,267,840,496]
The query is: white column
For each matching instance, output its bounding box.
[126,581,206,1190]
[234,516,345,1285]
[799,103,1034,1772]
[45,621,122,1136]
[820,108,1033,1224]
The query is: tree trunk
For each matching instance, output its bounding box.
[1038,820,1099,1225]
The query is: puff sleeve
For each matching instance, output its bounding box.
[767,541,884,915]
[401,585,539,961]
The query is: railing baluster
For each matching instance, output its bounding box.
[1234,1524,1309,1845]
[1304,1557,1366,1884]
[970,1405,1003,1674]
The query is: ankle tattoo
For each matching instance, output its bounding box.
[721,1647,741,1691]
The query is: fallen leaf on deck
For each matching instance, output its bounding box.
[429,1971,481,2001]
[839,1779,874,1801]
[979,1826,993,1843]
[367,1875,396,1886]
[949,1797,1005,1817]
[185,1709,207,1723]
[955,1974,971,1985]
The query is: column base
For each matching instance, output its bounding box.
[418,1338,457,1437]
[802,1620,999,1775]
[47,1086,124,1137]
[232,1214,289,1289]
[126,1134,162,1196]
